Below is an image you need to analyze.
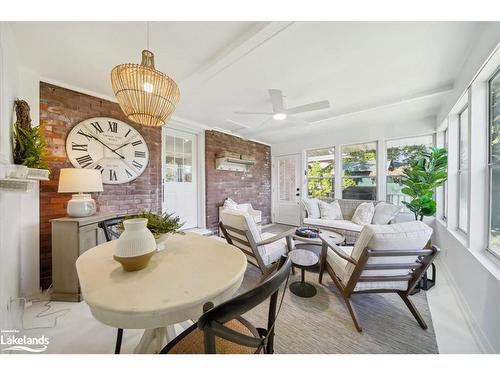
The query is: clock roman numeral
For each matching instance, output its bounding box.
[75,154,93,168]
[108,121,118,133]
[109,169,117,181]
[77,129,93,141]
[132,140,143,146]
[71,142,88,152]
[90,121,103,134]
[125,169,134,178]
[124,129,132,138]
[132,160,143,169]
[94,164,104,173]
[135,151,146,158]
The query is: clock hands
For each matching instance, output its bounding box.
[80,129,125,159]
[112,142,130,152]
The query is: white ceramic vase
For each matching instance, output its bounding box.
[114,218,156,271]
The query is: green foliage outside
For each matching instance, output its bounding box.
[119,211,184,238]
[307,161,333,198]
[401,148,448,221]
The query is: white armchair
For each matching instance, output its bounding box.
[219,198,262,232]
[219,209,293,273]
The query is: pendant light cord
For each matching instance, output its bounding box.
[147,22,150,51]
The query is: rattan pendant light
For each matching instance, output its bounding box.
[111,23,180,127]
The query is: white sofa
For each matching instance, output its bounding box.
[301,198,400,244]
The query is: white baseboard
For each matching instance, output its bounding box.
[436,257,496,353]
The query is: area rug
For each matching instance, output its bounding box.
[238,245,438,354]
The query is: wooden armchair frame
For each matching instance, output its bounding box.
[318,233,439,332]
[219,222,295,273]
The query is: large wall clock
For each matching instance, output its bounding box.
[66,117,149,184]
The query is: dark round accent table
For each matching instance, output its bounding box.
[288,249,319,298]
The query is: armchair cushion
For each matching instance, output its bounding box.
[326,221,433,292]
[259,232,290,266]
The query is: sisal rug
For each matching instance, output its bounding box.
[238,259,438,354]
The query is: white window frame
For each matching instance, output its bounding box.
[457,106,470,234]
[443,128,448,221]
[487,67,500,258]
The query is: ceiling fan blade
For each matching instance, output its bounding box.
[287,100,330,114]
[268,89,284,113]
[233,111,274,115]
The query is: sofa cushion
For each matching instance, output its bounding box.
[303,218,363,232]
[372,202,401,225]
[302,197,320,219]
[351,202,375,225]
[318,200,343,220]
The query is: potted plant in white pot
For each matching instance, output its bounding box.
[11,99,50,180]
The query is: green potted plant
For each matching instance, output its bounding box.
[11,99,50,178]
[119,211,184,250]
[401,147,448,221]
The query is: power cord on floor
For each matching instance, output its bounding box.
[10,285,71,330]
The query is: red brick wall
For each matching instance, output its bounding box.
[39,82,162,289]
[205,130,271,232]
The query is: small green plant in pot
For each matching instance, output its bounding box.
[12,99,50,171]
[119,211,184,250]
[401,147,448,221]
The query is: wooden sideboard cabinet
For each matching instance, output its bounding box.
[50,212,120,302]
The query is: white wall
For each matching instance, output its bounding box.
[0,23,40,332]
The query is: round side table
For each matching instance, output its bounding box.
[288,249,319,298]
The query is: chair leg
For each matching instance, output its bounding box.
[115,328,123,354]
[343,297,363,332]
[318,263,324,284]
[398,292,427,329]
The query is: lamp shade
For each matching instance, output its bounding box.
[58,168,104,193]
[111,50,180,127]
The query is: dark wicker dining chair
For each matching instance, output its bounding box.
[160,255,292,354]
[98,216,126,354]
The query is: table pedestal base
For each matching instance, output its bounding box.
[134,325,177,354]
[289,281,317,298]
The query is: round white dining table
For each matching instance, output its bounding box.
[76,232,247,353]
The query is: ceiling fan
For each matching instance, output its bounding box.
[233,89,330,121]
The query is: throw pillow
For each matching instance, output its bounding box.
[351,202,375,225]
[372,202,401,224]
[302,197,320,219]
[223,198,238,210]
[318,200,343,220]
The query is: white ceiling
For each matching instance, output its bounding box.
[9,21,482,144]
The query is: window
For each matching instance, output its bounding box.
[386,135,434,210]
[443,129,448,220]
[341,142,377,200]
[165,135,192,182]
[488,70,500,256]
[306,147,335,198]
[458,107,469,233]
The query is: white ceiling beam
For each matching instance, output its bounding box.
[180,21,295,89]
[241,83,453,138]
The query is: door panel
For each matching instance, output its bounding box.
[274,154,301,225]
[163,129,197,229]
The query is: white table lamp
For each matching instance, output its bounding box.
[58,168,104,217]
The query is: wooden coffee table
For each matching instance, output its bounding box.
[292,229,344,259]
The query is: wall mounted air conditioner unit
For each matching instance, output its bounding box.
[215,151,256,172]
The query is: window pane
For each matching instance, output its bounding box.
[307,147,334,198]
[386,135,434,210]
[342,142,377,199]
[458,171,468,232]
[489,71,500,255]
[459,107,469,169]
[489,165,500,255]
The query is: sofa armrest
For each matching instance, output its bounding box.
[319,233,357,264]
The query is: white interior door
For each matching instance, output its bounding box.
[274,154,302,225]
[163,128,197,229]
